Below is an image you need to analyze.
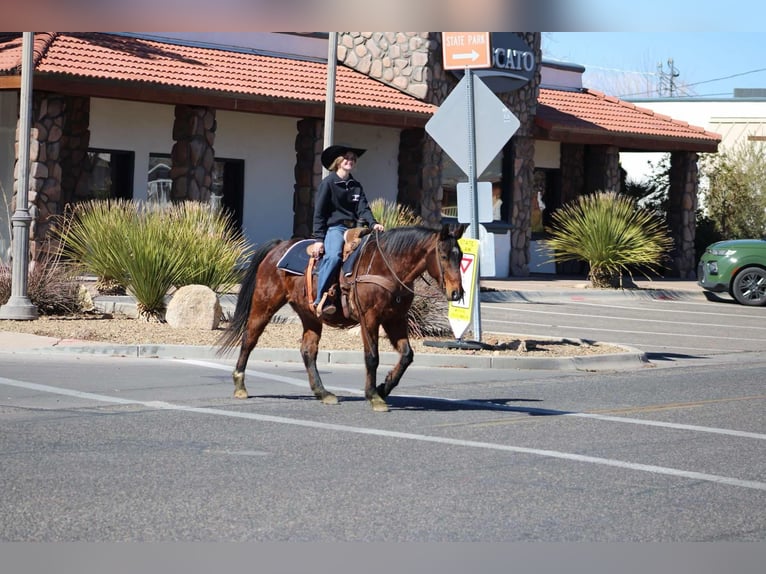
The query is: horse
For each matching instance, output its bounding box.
[217,223,466,412]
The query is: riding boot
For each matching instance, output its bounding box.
[320,284,339,317]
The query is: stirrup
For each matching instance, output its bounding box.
[314,292,328,317]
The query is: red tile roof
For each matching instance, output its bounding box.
[537,87,721,151]
[0,33,722,151]
[0,32,436,118]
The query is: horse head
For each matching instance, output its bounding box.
[431,223,466,302]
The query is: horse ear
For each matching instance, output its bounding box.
[440,223,466,240]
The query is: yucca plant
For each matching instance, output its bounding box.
[544,191,673,288]
[57,200,134,294]
[120,205,196,321]
[167,201,251,292]
[369,197,422,229]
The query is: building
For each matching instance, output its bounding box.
[0,32,720,279]
[620,92,766,185]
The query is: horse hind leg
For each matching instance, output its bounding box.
[232,304,279,399]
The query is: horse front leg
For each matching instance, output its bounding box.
[360,318,388,412]
[299,319,338,405]
[376,320,414,400]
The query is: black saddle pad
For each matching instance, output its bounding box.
[276,239,315,275]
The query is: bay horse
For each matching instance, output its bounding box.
[217,224,465,412]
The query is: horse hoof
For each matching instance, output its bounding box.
[233,389,248,399]
[370,396,389,412]
[320,393,339,405]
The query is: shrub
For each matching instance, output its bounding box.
[1,257,83,316]
[166,201,251,292]
[544,191,673,288]
[369,197,422,229]
[57,199,251,322]
[57,200,134,294]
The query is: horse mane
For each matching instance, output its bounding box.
[374,225,438,254]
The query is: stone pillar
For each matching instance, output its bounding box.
[293,118,324,238]
[171,105,216,202]
[397,128,425,214]
[560,144,585,205]
[16,93,91,261]
[499,33,541,277]
[338,33,435,101]
[585,145,621,193]
[420,138,444,227]
[510,136,535,276]
[668,151,698,279]
[60,96,91,205]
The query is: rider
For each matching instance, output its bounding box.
[311,144,384,317]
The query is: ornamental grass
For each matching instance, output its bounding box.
[544,191,673,288]
[57,199,252,322]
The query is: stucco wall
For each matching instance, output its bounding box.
[88,98,401,247]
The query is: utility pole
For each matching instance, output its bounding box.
[657,58,680,97]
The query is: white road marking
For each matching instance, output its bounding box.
[3,374,764,492]
[180,359,766,440]
[482,317,766,342]
[484,305,766,334]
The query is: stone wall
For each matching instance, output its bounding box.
[170,105,217,202]
[293,118,324,239]
[585,145,621,193]
[20,92,90,260]
[337,32,543,276]
[668,151,698,278]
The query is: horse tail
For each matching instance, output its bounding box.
[217,238,283,353]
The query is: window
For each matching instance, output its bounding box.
[85,149,134,200]
[147,153,244,230]
[532,168,561,237]
[440,153,504,221]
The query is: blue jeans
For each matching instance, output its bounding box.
[316,224,345,302]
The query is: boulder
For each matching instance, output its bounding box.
[165,284,222,330]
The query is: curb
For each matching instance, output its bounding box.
[8,340,651,372]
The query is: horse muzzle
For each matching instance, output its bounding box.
[448,288,464,301]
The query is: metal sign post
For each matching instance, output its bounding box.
[426,33,519,342]
[464,68,482,341]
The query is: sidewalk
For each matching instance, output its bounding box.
[0,275,705,371]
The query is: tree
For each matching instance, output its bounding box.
[701,139,766,239]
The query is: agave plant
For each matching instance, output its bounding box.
[57,199,251,322]
[544,191,673,288]
[57,200,134,294]
[163,201,251,292]
[369,197,422,229]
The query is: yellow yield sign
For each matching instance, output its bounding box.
[448,237,480,339]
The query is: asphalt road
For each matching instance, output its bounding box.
[1,313,765,543]
[478,289,766,360]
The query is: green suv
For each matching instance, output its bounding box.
[698,239,766,306]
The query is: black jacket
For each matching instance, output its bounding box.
[312,172,377,241]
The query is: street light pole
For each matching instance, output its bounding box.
[322,32,337,179]
[0,32,38,320]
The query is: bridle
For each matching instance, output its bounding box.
[368,229,447,299]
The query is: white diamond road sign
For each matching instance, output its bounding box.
[425,73,520,177]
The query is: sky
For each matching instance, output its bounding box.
[543,32,766,100]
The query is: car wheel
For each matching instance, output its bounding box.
[732,266,766,306]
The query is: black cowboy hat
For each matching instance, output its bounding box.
[321,144,366,169]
